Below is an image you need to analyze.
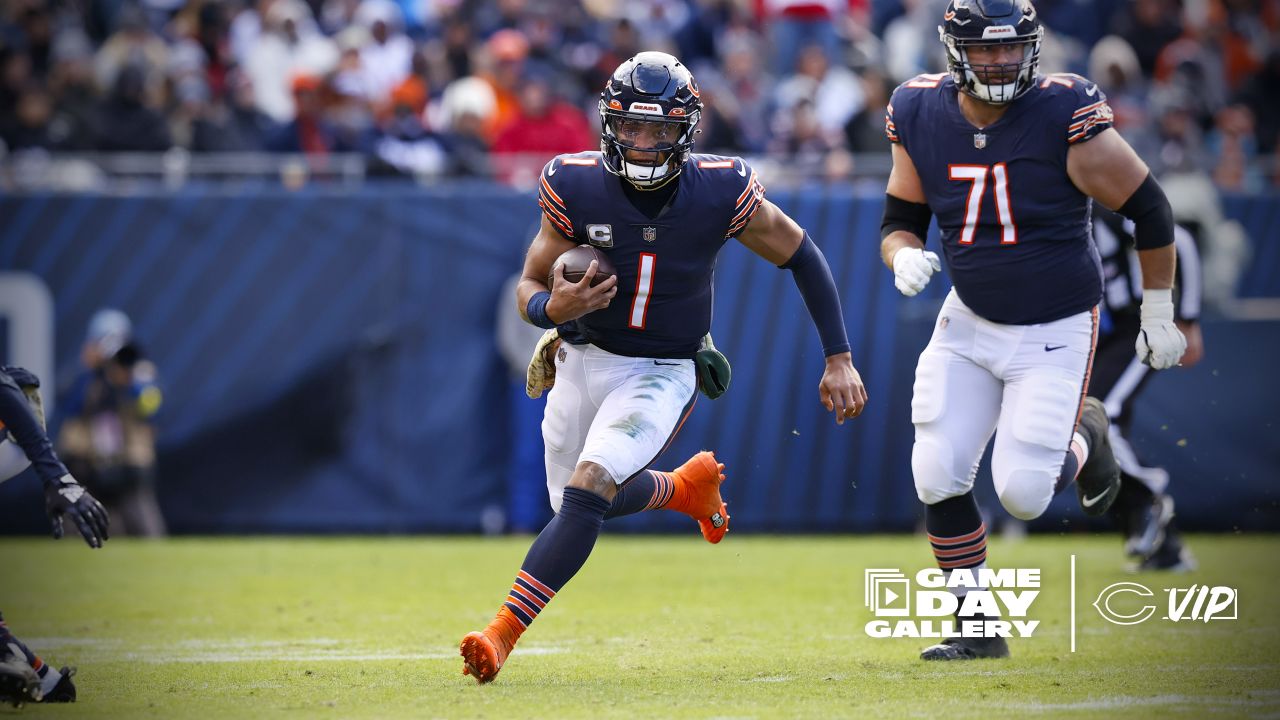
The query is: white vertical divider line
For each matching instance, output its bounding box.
[1070,554,1077,653]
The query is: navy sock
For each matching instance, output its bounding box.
[925,493,988,597]
[500,487,611,630]
[604,471,675,520]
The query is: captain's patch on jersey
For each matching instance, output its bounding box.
[586,224,614,247]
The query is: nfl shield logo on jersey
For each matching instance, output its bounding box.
[973,133,987,149]
[642,226,658,243]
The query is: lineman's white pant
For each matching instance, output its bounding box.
[911,290,1098,520]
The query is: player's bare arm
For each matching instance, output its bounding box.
[881,143,941,297]
[1067,127,1186,368]
[881,144,928,265]
[517,215,618,326]
[737,199,869,423]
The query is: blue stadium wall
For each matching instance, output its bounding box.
[0,186,1276,534]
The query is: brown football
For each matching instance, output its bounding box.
[549,245,618,288]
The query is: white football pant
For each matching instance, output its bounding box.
[542,342,696,512]
[911,290,1098,520]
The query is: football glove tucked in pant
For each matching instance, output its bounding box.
[525,329,561,399]
[696,334,731,400]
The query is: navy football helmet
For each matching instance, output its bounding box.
[598,51,703,189]
[939,0,1043,105]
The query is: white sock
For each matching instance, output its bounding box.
[38,665,61,694]
[945,561,988,600]
[1072,431,1090,469]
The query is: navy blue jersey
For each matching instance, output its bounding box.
[886,72,1112,325]
[537,151,766,359]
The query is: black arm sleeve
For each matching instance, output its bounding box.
[1117,173,1174,250]
[0,368,69,487]
[880,194,932,242]
[780,234,852,357]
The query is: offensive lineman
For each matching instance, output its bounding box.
[0,366,109,705]
[880,0,1187,660]
[459,51,868,683]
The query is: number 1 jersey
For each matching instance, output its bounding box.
[537,152,766,359]
[887,73,1112,325]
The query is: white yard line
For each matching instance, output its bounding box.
[25,637,570,663]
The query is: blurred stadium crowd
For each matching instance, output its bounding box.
[0,0,1276,188]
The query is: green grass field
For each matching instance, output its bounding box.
[2,534,1278,719]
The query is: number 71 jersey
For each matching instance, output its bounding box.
[886,73,1112,325]
[537,151,766,359]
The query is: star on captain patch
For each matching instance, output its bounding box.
[642,226,658,243]
[973,132,987,149]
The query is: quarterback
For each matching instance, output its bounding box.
[460,51,867,683]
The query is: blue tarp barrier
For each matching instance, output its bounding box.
[1,186,1276,533]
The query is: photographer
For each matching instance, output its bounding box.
[56,309,167,537]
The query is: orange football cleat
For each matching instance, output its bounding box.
[670,451,730,544]
[459,630,508,684]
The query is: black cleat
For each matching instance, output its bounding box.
[920,612,1011,661]
[1137,535,1197,573]
[920,635,1010,661]
[0,653,42,707]
[1125,494,1175,559]
[38,666,76,703]
[1075,398,1121,516]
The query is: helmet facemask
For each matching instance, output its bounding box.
[599,107,699,190]
[942,26,1043,105]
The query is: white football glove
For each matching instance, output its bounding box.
[526,329,561,399]
[892,247,942,297]
[1136,288,1187,370]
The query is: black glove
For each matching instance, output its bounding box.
[44,475,110,548]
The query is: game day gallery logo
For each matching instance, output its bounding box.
[863,568,1041,639]
[863,559,1241,648]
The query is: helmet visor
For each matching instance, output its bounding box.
[606,115,689,165]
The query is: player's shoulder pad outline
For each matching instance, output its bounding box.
[538,153,601,240]
[722,156,766,238]
[900,72,949,90]
[886,74,948,143]
[1038,73,1114,145]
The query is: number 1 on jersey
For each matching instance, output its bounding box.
[948,162,1017,245]
[629,253,656,329]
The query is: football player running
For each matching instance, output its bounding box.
[460,51,867,683]
[880,0,1186,660]
[0,366,109,705]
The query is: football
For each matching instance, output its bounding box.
[549,245,617,288]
